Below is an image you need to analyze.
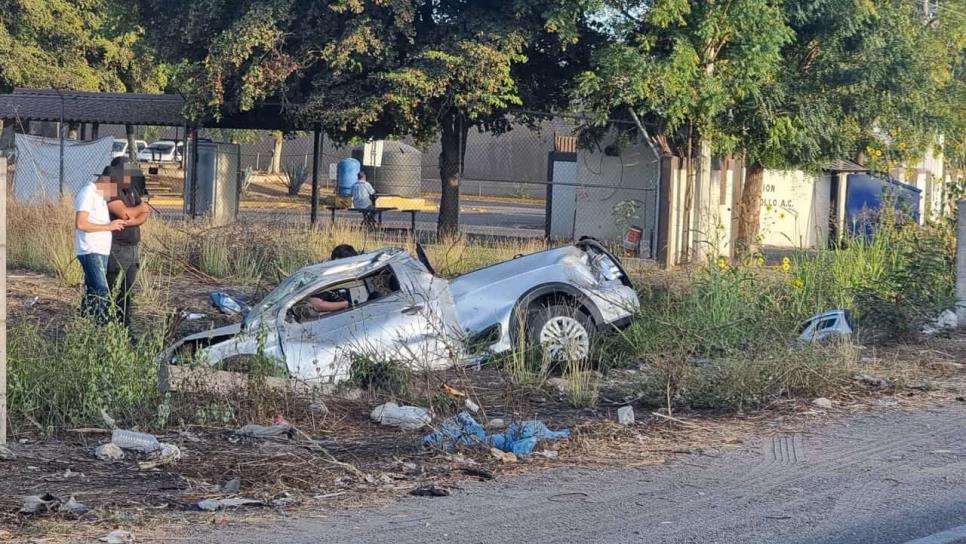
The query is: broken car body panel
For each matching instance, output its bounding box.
[160,241,639,383]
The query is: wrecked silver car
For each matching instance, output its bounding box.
[160,239,639,383]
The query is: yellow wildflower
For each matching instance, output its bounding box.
[793,277,804,289]
[718,257,728,271]
[781,256,791,272]
[756,256,765,267]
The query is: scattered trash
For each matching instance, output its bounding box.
[488,418,505,430]
[99,529,133,544]
[238,420,293,438]
[797,310,853,344]
[534,450,559,459]
[0,445,15,460]
[271,492,299,507]
[617,405,635,425]
[196,498,263,511]
[20,494,60,515]
[460,465,494,480]
[95,443,125,461]
[111,429,160,453]
[308,400,329,416]
[922,309,958,335]
[440,383,466,398]
[490,447,518,463]
[872,398,898,407]
[62,496,89,516]
[23,296,39,306]
[100,409,117,429]
[812,397,833,409]
[221,477,241,493]
[464,398,480,413]
[410,485,450,497]
[210,292,249,315]
[424,411,570,456]
[62,468,80,479]
[854,373,890,388]
[138,443,181,470]
[181,311,207,321]
[371,402,432,430]
[546,377,568,395]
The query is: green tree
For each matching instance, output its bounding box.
[578,0,792,260]
[138,0,599,236]
[729,0,966,255]
[0,0,167,93]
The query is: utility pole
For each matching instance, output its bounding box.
[1,157,7,444]
[957,200,966,327]
[56,89,65,197]
[311,127,322,225]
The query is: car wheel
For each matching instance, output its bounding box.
[526,304,592,360]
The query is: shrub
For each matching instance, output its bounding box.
[8,315,168,431]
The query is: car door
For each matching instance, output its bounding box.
[275,305,363,382]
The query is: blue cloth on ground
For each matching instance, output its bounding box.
[423,411,570,456]
[210,292,249,315]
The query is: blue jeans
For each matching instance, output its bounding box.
[78,253,109,323]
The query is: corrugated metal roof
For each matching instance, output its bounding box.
[0,88,306,130]
[825,159,867,172]
[554,134,576,153]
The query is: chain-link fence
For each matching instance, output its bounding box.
[3,115,661,256]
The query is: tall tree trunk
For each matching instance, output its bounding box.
[270,131,284,173]
[735,161,765,258]
[125,124,138,162]
[437,111,467,240]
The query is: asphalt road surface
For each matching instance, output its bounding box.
[201,404,966,544]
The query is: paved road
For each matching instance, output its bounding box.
[201,404,966,544]
[154,199,547,238]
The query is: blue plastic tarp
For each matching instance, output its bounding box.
[423,411,570,456]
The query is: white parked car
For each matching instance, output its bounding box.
[137,140,182,163]
[160,240,640,384]
[112,139,147,159]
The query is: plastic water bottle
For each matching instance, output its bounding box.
[111,429,161,453]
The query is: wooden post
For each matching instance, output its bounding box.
[0,157,7,444]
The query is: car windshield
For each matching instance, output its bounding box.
[148,143,174,151]
[244,269,321,327]
[112,141,126,152]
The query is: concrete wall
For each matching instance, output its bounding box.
[758,170,831,249]
[573,133,660,249]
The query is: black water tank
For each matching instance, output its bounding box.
[351,141,422,197]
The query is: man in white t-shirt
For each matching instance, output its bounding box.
[74,174,126,322]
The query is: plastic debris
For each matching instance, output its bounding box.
[488,418,505,430]
[923,309,958,335]
[196,498,262,511]
[617,406,635,425]
[210,292,249,315]
[111,429,160,453]
[797,310,853,344]
[238,422,292,438]
[138,443,181,470]
[410,485,450,497]
[20,494,60,515]
[23,296,39,306]
[95,443,125,461]
[0,445,15,460]
[99,529,133,544]
[181,311,207,321]
[370,402,432,430]
[62,496,89,516]
[812,397,833,409]
[423,411,570,456]
[222,477,241,493]
[440,383,466,398]
[464,398,480,413]
[534,450,559,459]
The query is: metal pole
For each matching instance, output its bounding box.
[58,90,65,197]
[956,200,966,327]
[190,128,199,217]
[0,157,7,444]
[311,127,321,226]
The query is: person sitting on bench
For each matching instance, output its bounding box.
[351,171,377,226]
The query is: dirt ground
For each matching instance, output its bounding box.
[3,271,966,542]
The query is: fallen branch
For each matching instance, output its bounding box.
[650,412,707,429]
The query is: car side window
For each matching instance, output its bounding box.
[286,266,401,324]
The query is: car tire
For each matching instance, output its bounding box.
[525,304,593,360]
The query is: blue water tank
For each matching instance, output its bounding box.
[337,158,361,196]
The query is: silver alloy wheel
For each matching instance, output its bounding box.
[538,316,590,359]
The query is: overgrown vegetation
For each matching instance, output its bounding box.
[283,162,309,196]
